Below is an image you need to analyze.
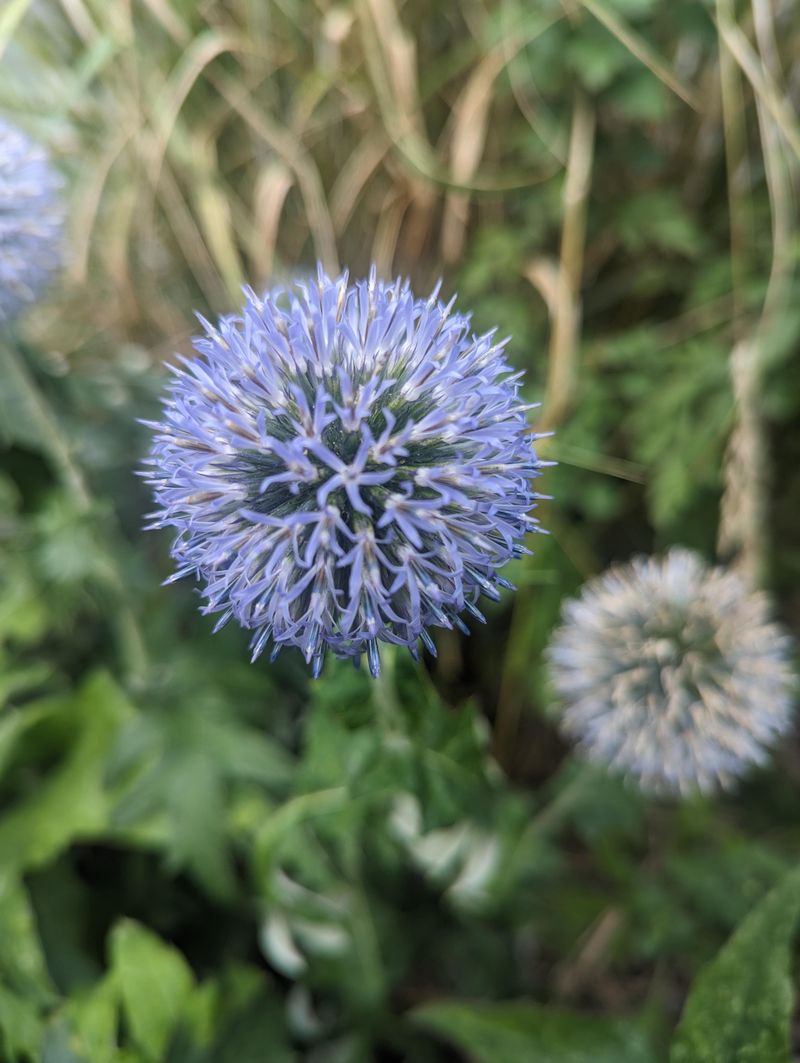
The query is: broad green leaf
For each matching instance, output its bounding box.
[0,701,59,788]
[0,560,49,648]
[109,919,194,1062]
[62,976,119,1063]
[670,866,800,1063]
[0,983,43,1063]
[27,858,106,991]
[0,673,132,873]
[412,1000,655,1063]
[181,979,219,1050]
[0,875,55,1003]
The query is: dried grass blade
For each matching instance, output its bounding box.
[251,161,294,282]
[577,0,701,110]
[441,49,509,263]
[0,0,34,61]
[716,11,800,162]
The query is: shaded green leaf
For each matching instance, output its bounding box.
[62,976,119,1063]
[0,673,132,873]
[412,1000,655,1063]
[162,748,236,898]
[670,866,800,1063]
[110,919,194,1062]
[204,991,294,1063]
[0,983,44,1063]
[0,875,56,1003]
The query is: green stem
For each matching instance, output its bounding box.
[372,642,402,728]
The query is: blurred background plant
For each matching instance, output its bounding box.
[0,0,799,1060]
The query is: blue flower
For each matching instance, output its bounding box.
[547,549,797,795]
[0,119,64,324]
[145,267,546,676]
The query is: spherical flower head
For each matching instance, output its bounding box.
[548,549,796,795]
[145,267,545,676]
[0,118,64,324]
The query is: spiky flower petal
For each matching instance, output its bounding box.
[145,267,545,675]
[0,119,64,323]
[548,549,796,795]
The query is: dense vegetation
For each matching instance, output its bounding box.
[0,0,799,1059]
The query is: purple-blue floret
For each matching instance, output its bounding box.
[144,267,546,676]
[0,118,64,323]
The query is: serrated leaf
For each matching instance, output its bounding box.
[670,866,800,1063]
[412,1000,655,1063]
[110,919,195,1062]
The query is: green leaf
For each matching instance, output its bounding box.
[204,990,294,1063]
[412,1000,655,1063]
[617,191,703,257]
[62,976,119,1063]
[109,919,195,1062]
[605,0,658,17]
[607,69,670,120]
[567,24,630,92]
[0,556,49,649]
[0,876,56,1003]
[670,866,800,1063]
[162,748,237,898]
[0,673,132,873]
[27,859,105,992]
[183,965,292,1061]
[109,702,293,890]
[0,983,44,1063]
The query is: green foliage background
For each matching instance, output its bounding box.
[0,0,799,1059]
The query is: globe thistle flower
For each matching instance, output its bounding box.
[547,549,796,795]
[145,267,545,676]
[0,118,64,324]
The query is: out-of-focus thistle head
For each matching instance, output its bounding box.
[0,118,64,324]
[145,267,546,676]
[548,549,796,795]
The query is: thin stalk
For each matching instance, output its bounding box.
[372,642,402,730]
[540,91,595,432]
[576,0,701,110]
[716,0,752,314]
[716,0,795,586]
